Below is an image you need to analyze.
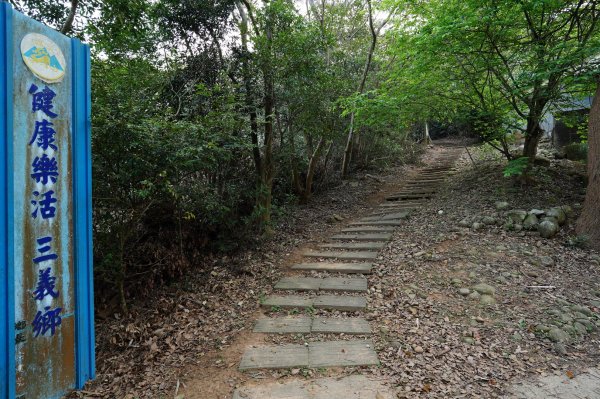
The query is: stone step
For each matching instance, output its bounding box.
[319,242,385,250]
[330,233,392,241]
[348,221,403,226]
[274,276,368,292]
[239,340,378,370]
[302,250,378,260]
[291,262,372,274]
[254,316,371,334]
[233,374,396,399]
[341,226,396,232]
[378,202,423,207]
[262,295,366,311]
[359,210,411,222]
[386,194,433,201]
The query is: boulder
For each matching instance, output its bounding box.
[538,220,559,238]
[495,201,509,210]
[472,222,484,231]
[546,207,567,226]
[529,209,545,216]
[507,210,528,223]
[548,328,569,343]
[473,283,495,296]
[481,216,497,225]
[523,214,539,230]
[480,295,496,306]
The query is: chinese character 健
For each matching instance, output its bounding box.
[29,84,58,118]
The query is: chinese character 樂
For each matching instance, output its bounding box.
[29,83,58,119]
[31,154,59,185]
[32,306,62,337]
[33,236,58,264]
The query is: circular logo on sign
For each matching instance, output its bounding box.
[20,33,66,84]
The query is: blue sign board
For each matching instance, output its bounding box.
[1,4,94,398]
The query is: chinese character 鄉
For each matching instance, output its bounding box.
[32,306,62,337]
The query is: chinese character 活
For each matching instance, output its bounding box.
[29,84,58,118]
[31,190,57,219]
[33,236,58,264]
[30,154,58,185]
[32,306,62,337]
[29,120,57,151]
[32,268,59,301]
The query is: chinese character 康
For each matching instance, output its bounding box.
[32,268,59,301]
[31,154,58,185]
[29,120,57,151]
[31,190,57,219]
[33,236,58,264]
[29,84,58,118]
[32,306,62,337]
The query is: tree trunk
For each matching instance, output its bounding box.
[577,82,600,250]
[523,117,543,159]
[301,137,326,203]
[424,122,432,144]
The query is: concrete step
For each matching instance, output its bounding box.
[386,193,433,201]
[262,295,366,311]
[274,276,368,292]
[318,242,385,250]
[254,316,371,334]
[291,262,372,274]
[341,226,396,232]
[330,233,392,241]
[302,250,378,260]
[359,210,411,222]
[233,375,396,399]
[239,340,378,370]
[348,221,403,226]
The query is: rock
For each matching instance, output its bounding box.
[534,157,551,167]
[523,214,539,230]
[548,328,569,343]
[458,219,471,228]
[468,271,477,279]
[414,346,423,353]
[562,325,577,336]
[554,343,568,355]
[529,209,545,216]
[459,288,470,296]
[538,220,559,238]
[561,205,574,217]
[513,224,523,232]
[547,309,562,317]
[462,336,475,345]
[539,256,555,267]
[512,332,523,341]
[575,319,597,332]
[468,292,481,301]
[507,210,528,223]
[524,270,539,278]
[480,295,496,306]
[451,278,462,286]
[472,222,484,231]
[535,324,551,333]
[332,214,344,221]
[495,201,509,210]
[546,207,567,226]
[482,216,497,225]
[573,322,587,335]
[560,313,573,324]
[572,312,588,319]
[473,283,495,296]
[571,305,593,317]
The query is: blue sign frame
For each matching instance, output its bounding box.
[0,4,94,398]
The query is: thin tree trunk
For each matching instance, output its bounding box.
[60,0,78,34]
[577,82,600,249]
[301,137,326,203]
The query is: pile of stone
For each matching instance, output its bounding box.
[503,204,573,238]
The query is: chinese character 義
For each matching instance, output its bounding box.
[32,267,59,301]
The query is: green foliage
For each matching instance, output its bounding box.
[503,157,530,178]
[564,143,589,162]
